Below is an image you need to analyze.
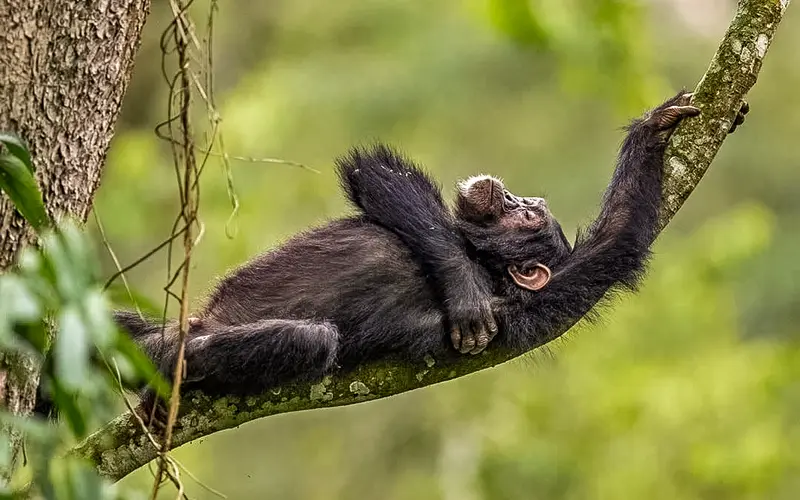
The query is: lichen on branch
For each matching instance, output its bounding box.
[660,0,790,228]
[70,0,791,482]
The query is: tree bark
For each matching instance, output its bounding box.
[0,0,152,482]
[73,0,790,483]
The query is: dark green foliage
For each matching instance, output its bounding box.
[0,134,48,230]
[0,134,167,498]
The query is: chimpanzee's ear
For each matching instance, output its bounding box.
[508,263,551,291]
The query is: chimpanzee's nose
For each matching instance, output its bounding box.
[504,192,520,208]
[524,197,547,208]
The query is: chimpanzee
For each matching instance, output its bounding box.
[115,91,748,398]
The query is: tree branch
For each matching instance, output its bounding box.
[70,0,791,482]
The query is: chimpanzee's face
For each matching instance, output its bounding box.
[454,175,572,291]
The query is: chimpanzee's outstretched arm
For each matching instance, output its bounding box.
[501,92,746,350]
[336,145,497,354]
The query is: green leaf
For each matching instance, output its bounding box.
[0,410,55,442]
[9,323,48,355]
[17,246,41,273]
[49,378,87,438]
[41,231,81,301]
[0,152,49,230]
[64,456,105,500]
[0,322,29,356]
[114,334,171,398]
[59,220,97,284]
[82,290,114,349]
[54,306,90,391]
[0,309,41,357]
[0,275,41,323]
[16,252,61,314]
[0,133,33,173]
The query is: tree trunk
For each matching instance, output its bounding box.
[0,0,151,482]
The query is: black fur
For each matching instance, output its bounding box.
[337,144,497,354]
[101,92,742,402]
[120,220,453,396]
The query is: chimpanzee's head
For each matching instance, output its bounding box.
[454,175,572,291]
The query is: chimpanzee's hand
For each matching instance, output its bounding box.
[448,293,498,355]
[644,91,700,141]
[645,91,750,140]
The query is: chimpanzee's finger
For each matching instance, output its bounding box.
[663,105,701,119]
[663,90,693,108]
[470,323,489,354]
[652,105,701,133]
[486,315,498,340]
[470,343,487,355]
[740,101,750,115]
[450,325,462,351]
[459,328,476,354]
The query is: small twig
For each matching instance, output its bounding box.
[94,211,144,319]
[214,150,319,173]
[172,458,228,499]
[158,134,320,173]
[102,223,190,291]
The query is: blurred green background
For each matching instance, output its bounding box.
[97,0,800,498]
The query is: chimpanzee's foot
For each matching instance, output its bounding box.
[729,101,749,134]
